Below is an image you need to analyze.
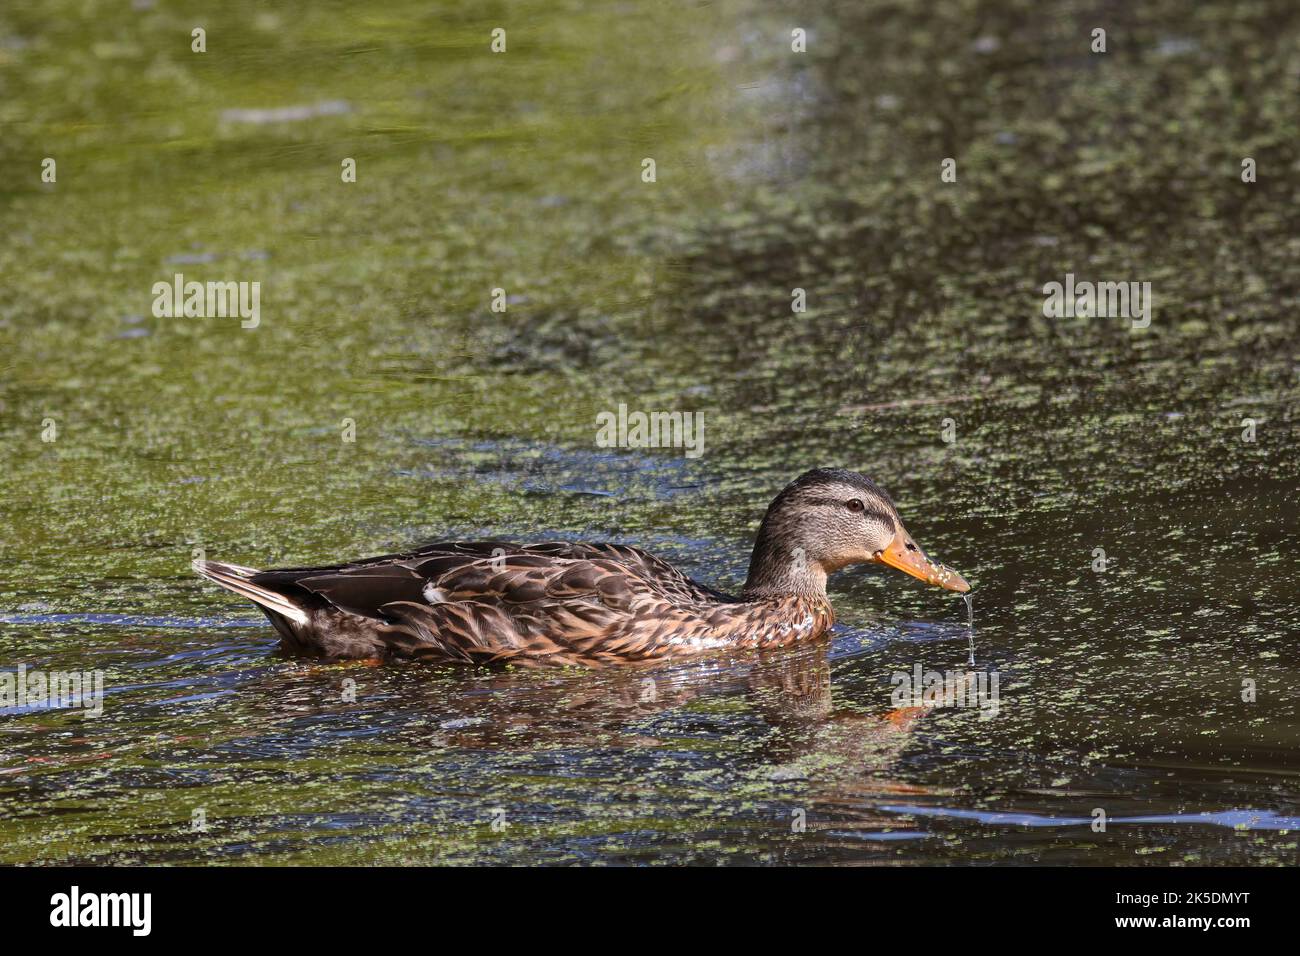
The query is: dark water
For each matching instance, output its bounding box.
[1,0,1298,864]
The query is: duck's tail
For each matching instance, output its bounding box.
[193,559,309,626]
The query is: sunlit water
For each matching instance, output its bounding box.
[1,0,1297,864]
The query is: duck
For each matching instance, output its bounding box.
[194,468,970,667]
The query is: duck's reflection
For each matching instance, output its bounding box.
[256,637,941,786]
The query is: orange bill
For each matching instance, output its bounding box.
[874,526,970,593]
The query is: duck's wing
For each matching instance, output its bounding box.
[244,541,542,614]
[373,556,653,665]
[234,543,732,665]
[262,540,731,605]
[515,542,733,604]
[382,554,777,666]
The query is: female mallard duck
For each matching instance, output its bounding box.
[195,468,969,667]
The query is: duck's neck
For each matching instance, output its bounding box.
[742,532,829,601]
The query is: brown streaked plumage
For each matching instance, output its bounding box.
[194,468,970,667]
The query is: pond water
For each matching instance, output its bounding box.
[1,0,1297,865]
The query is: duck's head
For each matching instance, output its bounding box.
[743,468,970,598]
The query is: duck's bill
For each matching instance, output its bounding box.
[874,527,971,593]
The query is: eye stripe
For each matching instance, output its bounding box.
[801,496,892,526]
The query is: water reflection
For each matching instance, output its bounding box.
[237,637,930,774]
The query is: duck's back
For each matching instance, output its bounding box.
[199,540,749,666]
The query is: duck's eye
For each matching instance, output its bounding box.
[846,499,865,513]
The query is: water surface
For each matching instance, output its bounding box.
[1,0,1297,865]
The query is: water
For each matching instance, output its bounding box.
[962,594,975,666]
[1,0,1298,865]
